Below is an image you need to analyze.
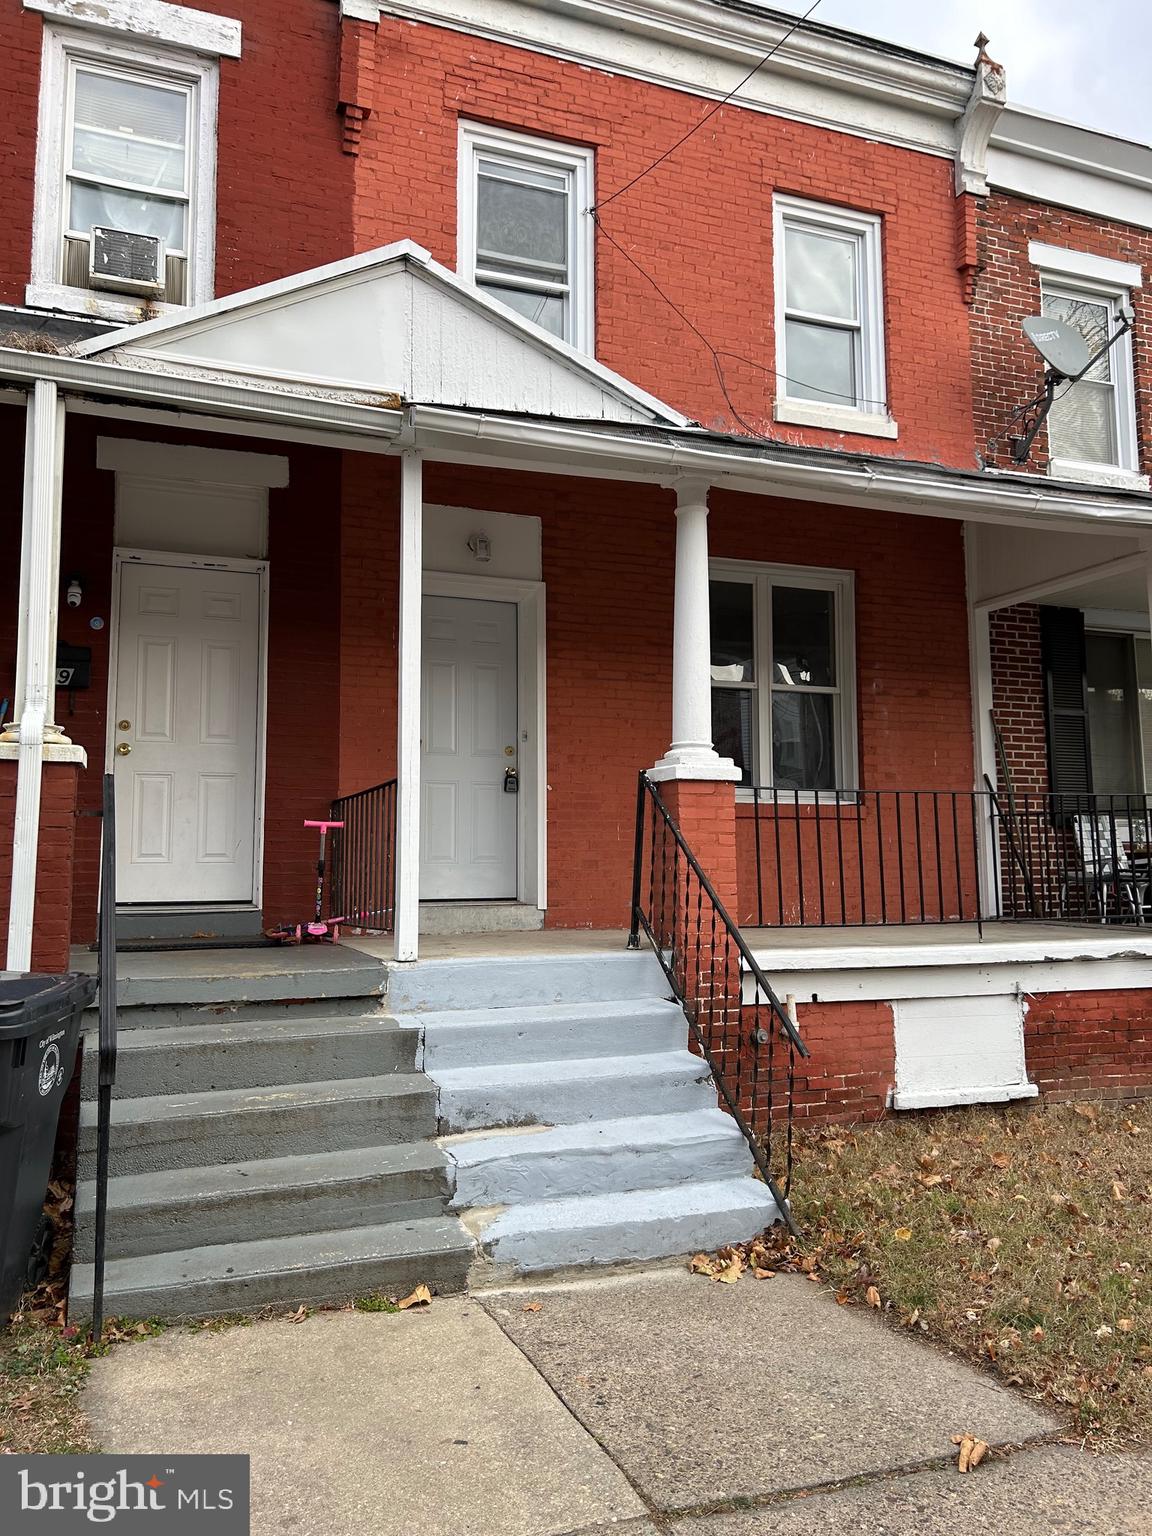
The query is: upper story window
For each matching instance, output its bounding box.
[709,561,857,793]
[458,122,595,353]
[1028,243,1144,490]
[1041,282,1137,476]
[772,196,895,440]
[31,24,221,319]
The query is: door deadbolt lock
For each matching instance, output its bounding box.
[503,766,519,794]
[118,719,131,731]
[116,742,132,756]
[504,745,516,757]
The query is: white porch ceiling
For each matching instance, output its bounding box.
[75,241,688,428]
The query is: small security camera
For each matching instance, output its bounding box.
[65,576,82,609]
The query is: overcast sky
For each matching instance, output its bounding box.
[787,1,1152,145]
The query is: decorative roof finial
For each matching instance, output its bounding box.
[974,32,1000,69]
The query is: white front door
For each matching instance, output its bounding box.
[113,560,262,905]
[420,594,518,899]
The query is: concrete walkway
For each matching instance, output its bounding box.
[82,1269,1150,1535]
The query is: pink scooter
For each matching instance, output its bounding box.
[266,817,345,944]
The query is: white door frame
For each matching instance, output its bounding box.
[421,571,547,910]
[106,546,270,911]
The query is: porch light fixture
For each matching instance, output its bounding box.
[467,532,492,563]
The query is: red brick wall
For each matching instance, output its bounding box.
[972,194,1152,473]
[0,1,354,307]
[989,602,1048,796]
[348,19,975,459]
[744,999,895,1127]
[0,761,81,973]
[1025,989,1152,1102]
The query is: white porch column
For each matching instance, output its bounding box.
[649,479,739,783]
[393,448,423,962]
[6,381,68,972]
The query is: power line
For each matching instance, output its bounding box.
[593,0,824,213]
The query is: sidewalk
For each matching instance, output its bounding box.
[82,1268,1151,1535]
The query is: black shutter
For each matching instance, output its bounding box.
[1040,605,1092,801]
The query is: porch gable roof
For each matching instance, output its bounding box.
[74,241,690,428]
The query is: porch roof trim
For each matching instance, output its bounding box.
[73,241,690,429]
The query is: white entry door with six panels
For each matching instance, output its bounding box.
[420,594,518,899]
[114,560,261,904]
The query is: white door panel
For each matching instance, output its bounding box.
[115,562,261,904]
[421,595,517,899]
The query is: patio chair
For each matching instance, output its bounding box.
[1064,814,1148,924]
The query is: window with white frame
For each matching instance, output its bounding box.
[1040,280,1137,475]
[709,562,856,792]
[458,122,594,352]
[31,26,219,313]
[773,197,888,430]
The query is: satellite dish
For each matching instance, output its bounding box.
[1022,315,1091,379]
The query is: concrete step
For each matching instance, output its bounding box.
[387,951,667,1012]
[78,1074,436,1177]
[69,1215,474,1320]
[73,1142,451,1262]
[93,994,385,1032]
[480,1177,779,1273]
[76,945,387,1011]
[81,1015,419,1099]
[419,902,544,936]
[445,1109,752,1207]
[420,998,687,1071]
[435,1050,714,1134]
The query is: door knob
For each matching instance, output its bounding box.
[116,742,132,756]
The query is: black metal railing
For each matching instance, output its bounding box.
[743,785,1152,929]
[747,787,986,928]
[329,778,397,932]
[628,772,808,1234]
[90,771,118,1343]
[990,790,1152,926]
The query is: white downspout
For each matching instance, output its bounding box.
[393,446,423,963]
[6,381,68,972]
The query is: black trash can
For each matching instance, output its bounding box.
[0,972,97,1321]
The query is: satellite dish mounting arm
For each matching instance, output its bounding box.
[1011,309,1134,464]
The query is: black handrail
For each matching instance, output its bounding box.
[90,771,118,1344]
[329,778,398,932]
[628,772,807,1238]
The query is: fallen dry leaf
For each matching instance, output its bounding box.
[397,1284,432,1310]
[1118,1318,1134,1333]
[920,1173,945,1189]
[715,1254,744,1284]
[894,1227,913,1242]
[286,1306,308,1324]
[866,1285,881,1309]
[689,1253,715,1275]
[522,1302,543,1313]
[952,1432,991,1472]
[1073,1104,1098,1124]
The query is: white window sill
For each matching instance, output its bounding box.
[24,282,186,327]
[1048,458,1150,492]
[736,788,861,807]
[774,398,898,439]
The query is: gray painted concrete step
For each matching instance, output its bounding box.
[69,1215,474,1319]
[78,1074,436,1176]
[74,945,387,1010]
[480,1177,779,1273]
[81,1015,419,1099]
[420,998,686,1070]
[387,952,668,1012]
[445,1109,753,1207]
[436,1050,714,1133]
[98,994,385,1031]
[74,1143,450,1262]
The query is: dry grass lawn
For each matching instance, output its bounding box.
[763,1102,1152,1445]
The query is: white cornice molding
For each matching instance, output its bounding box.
[351,0,972,157]
[24,0,241,56]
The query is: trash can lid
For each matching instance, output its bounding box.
[0,972,97,1024]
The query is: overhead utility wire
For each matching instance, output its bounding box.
[593,0,824,212]
[588,1,893,426]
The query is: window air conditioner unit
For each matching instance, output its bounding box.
[89,226,165,296]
